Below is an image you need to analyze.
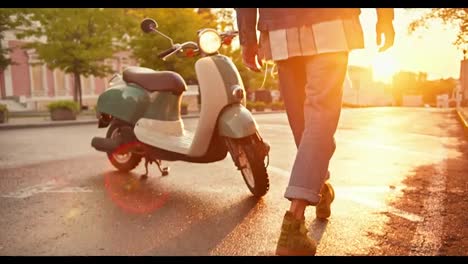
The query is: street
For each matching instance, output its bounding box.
[0,107,466,256]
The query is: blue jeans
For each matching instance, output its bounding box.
[276,52,349,205]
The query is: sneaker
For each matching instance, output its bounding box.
[316,182,335,219]
[275,211,317,256]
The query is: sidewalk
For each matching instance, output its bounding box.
[456,107,468,136]
[0,115,99,130]
[0,110,284,130]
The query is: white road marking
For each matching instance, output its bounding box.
[409,139,447,256]
[268,165,424,222]
[1,181,93,199]
[46,187,93,193]
[1,180,59,198]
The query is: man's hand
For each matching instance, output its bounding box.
[241,44,263,72]
[376,21,395,52]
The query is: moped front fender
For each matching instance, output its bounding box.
[96,84,150,125]
[218,104,259,139]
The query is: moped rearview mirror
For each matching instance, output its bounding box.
[140,18,174,46]
[141,18,158,33]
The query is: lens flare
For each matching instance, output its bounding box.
[104,171,170,214]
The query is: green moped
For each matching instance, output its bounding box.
[91,18,270,197]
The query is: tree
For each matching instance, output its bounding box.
[213,8,279,93]
[409,8,468,50]
[214,8,235,32]
[15,8,136,109]
[0,9,25,71]
[129,8,277,92]
[128,8,216,82]
[228,46,278,94]
[0,11,13,71]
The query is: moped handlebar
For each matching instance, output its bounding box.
[220,30,238,38]
[157,46,179,59]
[158,42,199,60]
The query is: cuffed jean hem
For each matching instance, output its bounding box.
[284,185,321,206]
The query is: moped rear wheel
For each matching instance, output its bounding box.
[226,135,270,197]
[106,124,142,172]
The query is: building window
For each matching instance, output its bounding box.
[31,63,45,97]
[28,51,48,97]
[55,70,68,96]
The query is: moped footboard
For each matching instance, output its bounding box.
[95,84,150,126]
[218,104,259,139]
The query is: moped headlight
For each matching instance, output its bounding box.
[198,29,221,55]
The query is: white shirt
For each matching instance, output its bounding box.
[258,17,365,61]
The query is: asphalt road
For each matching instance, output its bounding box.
[0,107,466,256]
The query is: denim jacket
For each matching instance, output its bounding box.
[236,8,393,47]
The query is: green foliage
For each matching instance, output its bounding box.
[0,9,26,71]
[128,8,217,81]
[47,100,80,112]
[0,103,7,112]
[246,100,255,110]
[254,101,266,111]
[421,78,458,104]
[409,8,468,49]
[270,101,284,110]
[15,8,136,77]
[13,8,136,108]
[214,8,235,32]
[0,11,12,71]
[211,9,279,91]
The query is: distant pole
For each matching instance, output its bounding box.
[461,52,467,105]
[356,79,360,106]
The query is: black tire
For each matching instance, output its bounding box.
[227,135,270,197]
[106,124,142,172]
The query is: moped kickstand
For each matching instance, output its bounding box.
[140,158,170,180]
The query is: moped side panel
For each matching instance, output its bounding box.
[143,92,182,121]
[211,55,247,105]
[218,104,259,139]
[96,84,150,125]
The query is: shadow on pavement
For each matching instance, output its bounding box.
[367,113,468,256]
[146,195,261,255]
[93,170,262,255]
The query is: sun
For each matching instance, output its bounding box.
[372,52,399,83]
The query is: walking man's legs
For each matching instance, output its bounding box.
[276,52,349,256]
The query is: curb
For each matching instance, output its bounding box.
[0,110,286,130]
[0,119,99,130]
[455,109,468,136]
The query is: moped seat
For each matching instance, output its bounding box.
[123,67,187,95]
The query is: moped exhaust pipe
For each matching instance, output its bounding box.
[91,137,120,153]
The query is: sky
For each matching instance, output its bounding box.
[350,8,463,82]
[231,8,464,83]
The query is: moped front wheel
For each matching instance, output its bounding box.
[226,134,270,197]
[106,124,142,172]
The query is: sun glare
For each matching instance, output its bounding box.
[372,52,399,83]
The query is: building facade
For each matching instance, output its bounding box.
[342,65,393,107]
[0,29,138,111]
